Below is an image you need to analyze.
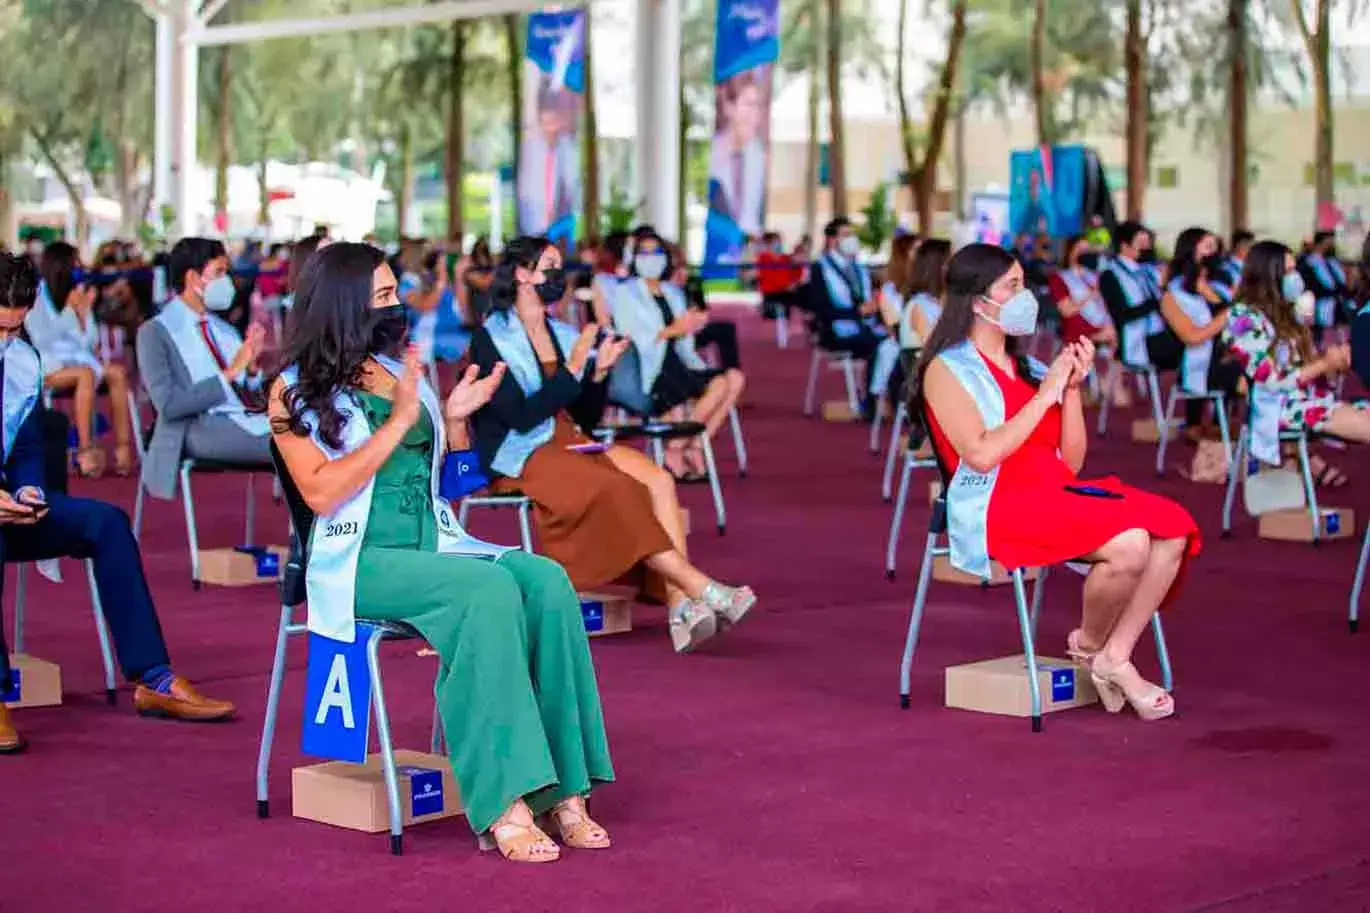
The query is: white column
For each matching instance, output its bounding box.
[634,0,681,239]
[153,11,174,218]
[173,0,199,240]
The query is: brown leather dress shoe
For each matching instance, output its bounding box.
[0,703,27,754]
[133,676,236,722]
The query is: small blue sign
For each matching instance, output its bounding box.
[233,545,280,578]
[1324,512,1342,536]
[0,669,20,703]
[580,599,605,633]
[301,625,375,763]
[402,766,444,818]
[1050,667,1075,703]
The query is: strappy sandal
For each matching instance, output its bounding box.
[669,599,717,653]
[1090,655,1174,721]
[545,797,611,850]
[75,446,105,479]
[701,581,756,629]
[1065,629,1101,667]
[477,807,561,863]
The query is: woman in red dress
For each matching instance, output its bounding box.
[913,244,1200,721]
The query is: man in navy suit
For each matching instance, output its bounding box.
[0,252,234,754]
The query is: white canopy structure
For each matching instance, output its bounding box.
[134,0,682,240]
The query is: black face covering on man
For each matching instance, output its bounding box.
[368,304,409,354]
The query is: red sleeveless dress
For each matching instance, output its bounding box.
[927,351,1200,602]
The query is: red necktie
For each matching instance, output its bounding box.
[200,319,244,404]
[544,148,556,227]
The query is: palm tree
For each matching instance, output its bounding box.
[824,0,847,216]
[1288,0,1334,225]
[1123,0,1147,220]
[446,21,466,245]
[1228,0,1249,232]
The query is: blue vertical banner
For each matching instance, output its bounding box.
[301,625,376,763]
[1009,144,1091,241]
[703,0,781,279]
[518,9,586,245]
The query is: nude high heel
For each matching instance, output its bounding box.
[544,796,611,850]
[477,804,561,863]
[1090,655,1175,721]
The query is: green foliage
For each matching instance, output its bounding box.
[857,182,896,252]
[601,181,641,236]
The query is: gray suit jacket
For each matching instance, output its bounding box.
[136,320,268,499]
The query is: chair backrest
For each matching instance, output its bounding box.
[268,440,316,606]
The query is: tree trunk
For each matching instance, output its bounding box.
[215,47,232,227]
[583,6,600,244]
[397,121,414,238]
[1123,0,1147,220]
[802,0,821,241]
[33,132,89,249]
[1030,0,1049,147]
[1227,0,1248,232]
[953,101,967,221]
[824,0,847,217]
[1312,0,1333,223]
[913,0,968,233]
[115,142,140,236]
[257,146,270,228]
[895,0,916,214]
[446,22,466,246]
[505,13,522,227]
[0,151,14,250]
[677,73,688,240]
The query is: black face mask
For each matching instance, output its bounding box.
[1201,253,1228,279]
[1137,248,1158,264]
[367,304,409,355]
[1076,251,1100,271]
[535,268,567,303]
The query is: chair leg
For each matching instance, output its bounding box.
[1151,612,1173,693]
[842,357,861,414]
[180,463,202,590]
[868,395,884,454]
[367,629,404,856]
[698,433,727,535]
[132,478,145,542]
[1349,521,1370,633]
[244,474,256,547]
[1029,565,1050,639]
[881,404,907,502]
[1146,369,1165,429]
[1155,386,1178,476]
[775,309,788,348]
[1096,363,1118,437]
[85,560,117,705]
[517,502,534,554]
[898,529,941,707]
[13,563,27,652]
[650,437,665,466]
[727,406,749,477]
[885,453,916,580]
[256,602,294,818]
[1011,569,1044,732]
[1296,435,1321,544]
[803,349,821,416]
[1214,393,1233,467]
[1222,428,1247,537]
[457,500,471,530]
[430,668,446,754]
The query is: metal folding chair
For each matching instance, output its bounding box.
[896,493,1174,732]
[10,560,117,705]
[256,443,443,856]
[802,347,862,418]
[1221,425,1323,542]
[458,493,535,553]
[596,418,729,535]
[1155,384,1232,477]
[884,436,938,580]
[1095,360,1164,438]
[1349,521,1369,634]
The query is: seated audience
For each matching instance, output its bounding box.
[610,230,746,479]
[0,252,235,755]
[1351,233,1370,387]
[1050,234,1115,348]
[807,217,901,420]
[914,243,1199,721]
[757,230,804,321]
[672,244,743,373]
[879,233,919,348]
[1297,230,1350,337]
[1159,227,1242,440]
[901,239,951,352]
[1099,221,1172,370]
[468,235,756,654]
[136,238,271,501]
[26,242,134,477]
[1223,241,1370,481]
[267,241,610,863]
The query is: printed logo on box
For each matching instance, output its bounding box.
[233,545,281,578]
[1050,667,1075,703]
[400,766,444,817]
[0,669,20,703]
[580,600,605,633]
[1323,511,1342,536]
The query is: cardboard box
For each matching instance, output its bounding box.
[932,555,1039,587]
[945,654,1099,718]
[1258,507,1355,542]
[197,545,288,587]
[822,401,859,422]
[579,592,632,638]
[292,750,462,833]
[1131,418,1177,443]
[2,654,62,709]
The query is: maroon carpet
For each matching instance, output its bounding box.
[4,312,1370,912]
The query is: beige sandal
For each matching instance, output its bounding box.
[477,804,561,863]
[546,796,611,850]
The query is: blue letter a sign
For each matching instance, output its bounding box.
[301,625,375,763]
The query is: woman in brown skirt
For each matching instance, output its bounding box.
[468,236,755,653]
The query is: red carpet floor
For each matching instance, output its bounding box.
[4,312,1370,912]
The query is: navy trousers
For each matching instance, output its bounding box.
[0,493,170,690]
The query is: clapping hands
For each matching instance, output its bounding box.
[445,362,507,421]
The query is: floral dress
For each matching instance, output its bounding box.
[1221,302,1339,432]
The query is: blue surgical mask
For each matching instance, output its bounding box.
[977,289,1039,336]
[635,252,667,280]
[1281,271,1305,302]
[203,275,236,312]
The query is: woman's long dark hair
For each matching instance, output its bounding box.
[39,241,80,311]
[1169,226,1209,295]
[908,239,951,299]
[263,242,386,450]
[908,243,1034,422]
[489,235,553,313]
[1237,239,1314,362]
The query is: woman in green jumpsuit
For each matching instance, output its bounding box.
[269,243,612,864]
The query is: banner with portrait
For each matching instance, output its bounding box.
[1009,144,1112,242]
[517,9,585,245]
[703,0,780,278]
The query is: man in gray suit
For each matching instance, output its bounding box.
[136,237,271,501]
